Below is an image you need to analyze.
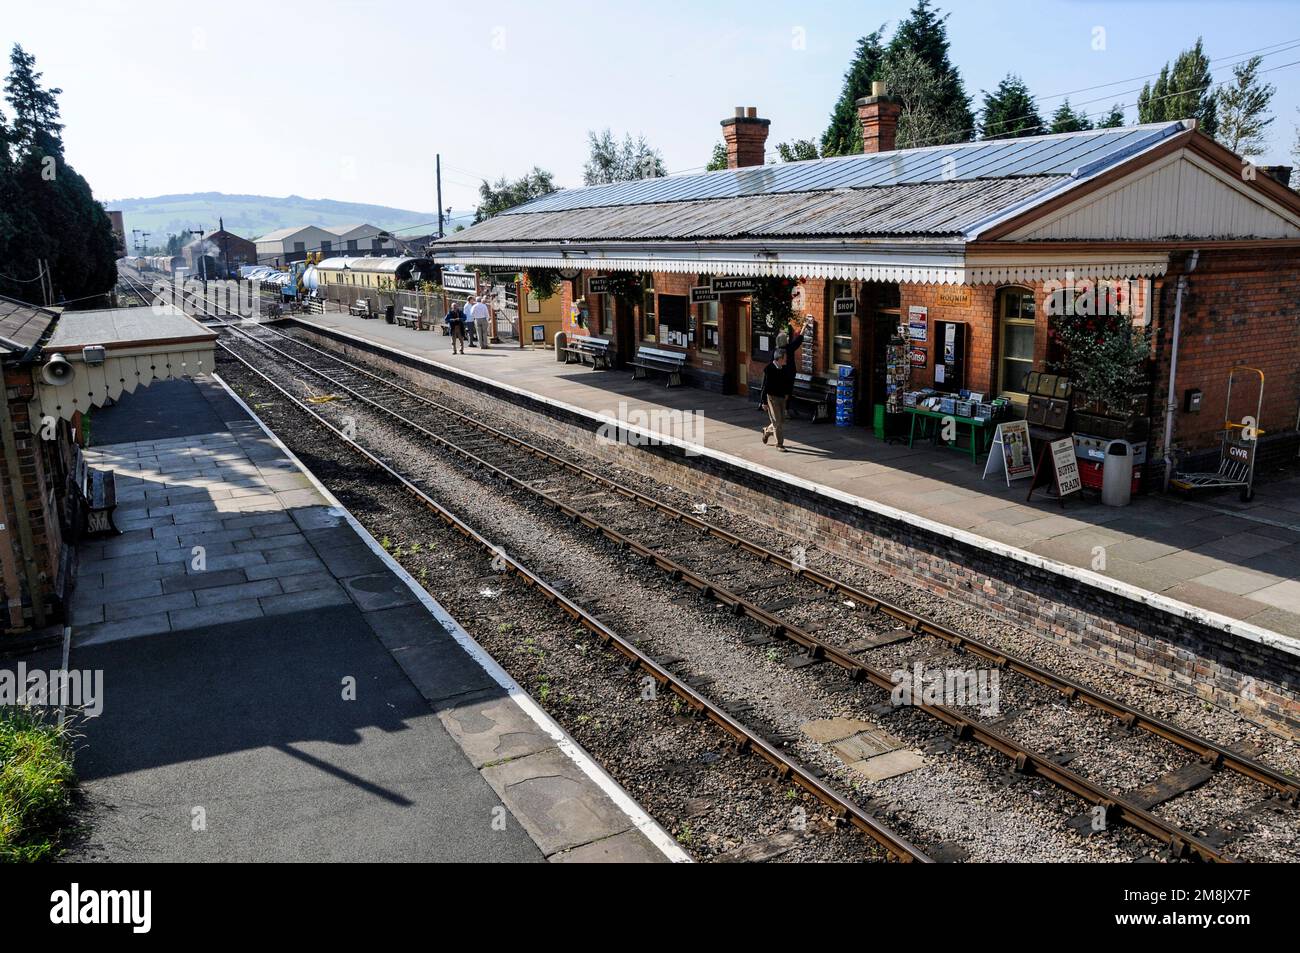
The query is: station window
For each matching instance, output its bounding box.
[698,299,719,352]
[828,281,854,368]
[998,287,1037,397]
[641,273,657,342]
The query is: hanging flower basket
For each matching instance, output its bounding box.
[603,273,643,311]
[524,267,561,301]
[750,277,798,332]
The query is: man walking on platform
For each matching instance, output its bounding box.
[761,348,793,451]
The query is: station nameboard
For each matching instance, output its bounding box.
[443,270,476,293]
[691,286,719,303]
[713,277,755,294]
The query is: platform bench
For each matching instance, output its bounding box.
[397,306,421,329]
[791,373,837,422]
[562,335,612,370]
[349,298,372,318]
[75,451,119,538]
[631,346,685,387]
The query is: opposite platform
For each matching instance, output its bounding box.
[289,308,1300,650]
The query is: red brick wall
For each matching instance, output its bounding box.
[0,365,68,629]
[1151,249,1300,456]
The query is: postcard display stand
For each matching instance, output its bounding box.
[983,419,1036,486]
[885,330,910,413]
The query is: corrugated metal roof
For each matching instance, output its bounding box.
[0,296,58,356]
[502,123,1185,217]
[435,122,1188,248]
[448,176,1063,242]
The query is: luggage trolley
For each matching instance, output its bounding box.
[1171,366,1264,502]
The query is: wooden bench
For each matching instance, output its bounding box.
[397,306,421,329]
[562,335,611,370]
[631,346,685,387]
[349,298,372,318]
[72,449,119,538]
[791,373,837,422]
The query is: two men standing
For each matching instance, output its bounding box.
[445,295,493,353]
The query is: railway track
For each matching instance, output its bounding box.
[118,268,931,863]
[126,269,1300,861]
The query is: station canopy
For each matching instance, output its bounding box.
[33,305,217,422]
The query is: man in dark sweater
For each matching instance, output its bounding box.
[761,349,793,450]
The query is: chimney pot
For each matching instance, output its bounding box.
[720,107,771,169]
[871,81,887,97]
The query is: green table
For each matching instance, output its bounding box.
[905,407,994,463]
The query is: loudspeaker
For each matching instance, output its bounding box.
[41,352,75,386]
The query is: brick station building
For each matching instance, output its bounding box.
[434,94,1300,475]
[0,297,216,633]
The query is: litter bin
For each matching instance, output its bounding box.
[1101,439,1134,507]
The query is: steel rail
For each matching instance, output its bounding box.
[257,317,1300,805]
[198,305,932,863]
[212,317,1235,863]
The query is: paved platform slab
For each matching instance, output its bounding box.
[293,310,1300,644]
[64,375,677,863]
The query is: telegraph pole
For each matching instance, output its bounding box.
[219,216,231,278]
[436,154,444,238]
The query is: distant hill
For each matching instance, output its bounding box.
[105,192,448,244]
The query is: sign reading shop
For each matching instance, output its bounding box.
[443,269,477,293]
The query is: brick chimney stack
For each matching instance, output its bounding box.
[720,106,770,169]
[1258,165,1294,189]
[855,81,902,154]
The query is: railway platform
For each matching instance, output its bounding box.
[289,310,1300,649]
[63,375,678,863]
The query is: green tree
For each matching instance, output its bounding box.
[878,49,948,150]
[774,139,820,162]
[705,141,728,172]
[980,74,1042,139]
[582,129,666,185]
[1,45,115,307]
[1048,98,1093,134]
[1215,55,1275,157]
[3,45,62,152]
[887,0,974,143]
[474,167,556,222]
[1139,38,1217,136]
[820,28,886,156]
[1098,104,1126,128]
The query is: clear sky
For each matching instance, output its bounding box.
[4,0,1299,228]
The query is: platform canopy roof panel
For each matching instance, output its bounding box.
[501,123,1183,219]
[35,305,218,422]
